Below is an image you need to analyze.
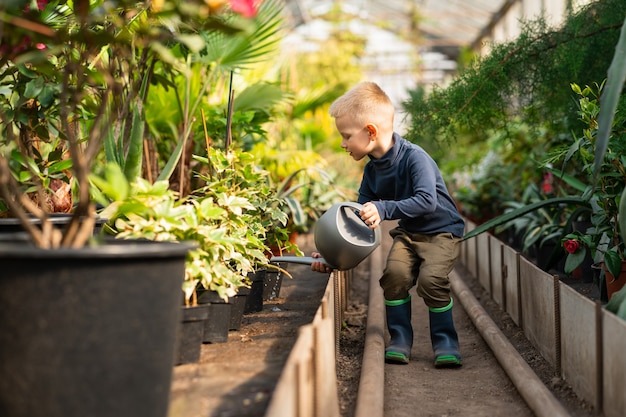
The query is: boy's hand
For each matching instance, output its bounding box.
[310,251,331,273]
[360,202,380,229]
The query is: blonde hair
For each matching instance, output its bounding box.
[329,81,394,128]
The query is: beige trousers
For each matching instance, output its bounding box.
[379,228,461,309]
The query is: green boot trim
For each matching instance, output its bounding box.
[385,350,410,364]
[385,295,411,307]
[434,354,462,368]
[428,298,453,313]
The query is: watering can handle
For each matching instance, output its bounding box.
[269,256,328,267]
[338,202,376,228]
[340,202,365,216]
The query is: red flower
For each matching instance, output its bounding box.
[541,172,553,194]
[563,239,580,254]
[24,0,49,12]
[230,0,258,18]
[36,0,49,11]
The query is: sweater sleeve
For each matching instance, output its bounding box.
[376,155,439,221]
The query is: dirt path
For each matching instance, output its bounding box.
[383,294,533,417]
[378,220,532,416]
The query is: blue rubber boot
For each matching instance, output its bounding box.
[384,296,413,364]
[429,299,462,368]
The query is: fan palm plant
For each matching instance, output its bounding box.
[138,0,285,196]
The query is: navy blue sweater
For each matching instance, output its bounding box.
[357,134,465,238]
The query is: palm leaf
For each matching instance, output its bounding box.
[200,0,283,72]
[290,87,344,119]
[233,82,287,113]
[546,166,587,193]
[595,16,626,181]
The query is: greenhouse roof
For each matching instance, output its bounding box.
[285,0,508,56]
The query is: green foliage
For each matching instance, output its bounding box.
[140,0,288,188]
[463,82,626,281]
[0,0,268,247]
[96,147,294,304]
[450,121,545,223]
[464,196,588,241]
[551,84,626,278]
[251,143,349,233]
[191,146,302,256]
[403,0,626,146]
[496,183,569,253]
[594,14,626,312]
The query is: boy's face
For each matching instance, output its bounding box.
[335,115,375,161]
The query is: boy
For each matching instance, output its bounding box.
[311,81,465,367]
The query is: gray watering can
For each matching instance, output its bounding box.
[270,202,382,270]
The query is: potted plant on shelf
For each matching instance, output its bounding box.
[0,0,261,415]
[250,148,348,302]
[553,82,626,294]
[97,144,293,352]
[596,16,626,313]
[95,163,252,361]
[193,145,296,304]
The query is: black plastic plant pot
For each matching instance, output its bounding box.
[0,239,195,417]
[197,290,231,344]
[229,292,248,330]
[0,214,108,237]
[176,304,210,364]
[244,270,265,314]
[263,263,287,301]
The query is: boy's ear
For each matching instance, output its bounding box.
[365,124,377,138]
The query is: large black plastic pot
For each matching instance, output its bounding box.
[0,214,108,237]
[0,239,195,417]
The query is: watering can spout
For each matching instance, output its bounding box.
[270,202,381,271]
[269,255,326,266]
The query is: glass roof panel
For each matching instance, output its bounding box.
[287,0,508,50]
